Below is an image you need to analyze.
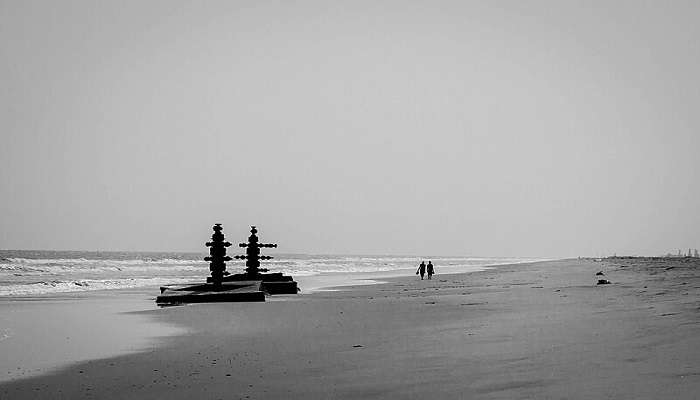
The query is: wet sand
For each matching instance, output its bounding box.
[0,290,184,382]
[1,258,699,399]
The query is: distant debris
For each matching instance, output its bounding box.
[606,255,635,260]
[595,270,610,284]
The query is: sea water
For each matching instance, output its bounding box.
[0,250,546,296]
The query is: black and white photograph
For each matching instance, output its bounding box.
[1,1,699,398]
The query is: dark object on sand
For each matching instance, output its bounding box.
[157,281,265,303]
[157,224,265,304]
[595,271,605,276]
[597,279,611,285]
[209,226,298,294]
[157,224,297,304]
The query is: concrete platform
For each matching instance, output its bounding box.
[156,281,266,304]
[260,281,299,294]
[206,272,299,294]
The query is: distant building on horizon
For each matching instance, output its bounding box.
[663,249,699,258]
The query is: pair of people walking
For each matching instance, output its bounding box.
[416,261,434,280]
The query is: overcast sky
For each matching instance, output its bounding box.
[1,1,699,257]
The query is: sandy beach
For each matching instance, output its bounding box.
[1,258,699,399]
[3,2,699,398]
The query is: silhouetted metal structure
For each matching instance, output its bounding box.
[204,224,232,286]
[156,224,266,304]
[235,226,277,278]
[197,225,297,294]
[213,225,298,294]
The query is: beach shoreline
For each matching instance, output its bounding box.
[1,258,699,399]
[0,289,186,383]
[0,260,499,382]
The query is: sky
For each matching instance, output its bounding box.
[1,0,699,257]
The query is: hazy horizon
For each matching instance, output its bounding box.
[0,246,691,258]
[0,247,557,259]
[2,1,699,258]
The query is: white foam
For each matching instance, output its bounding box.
[0,277,196,296]
[0,253,550,296]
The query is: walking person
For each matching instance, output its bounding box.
[416,261,426,280]
[427,261,434,280]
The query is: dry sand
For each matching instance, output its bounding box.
[1,258,699,399]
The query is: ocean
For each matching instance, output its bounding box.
[0,250,547,297]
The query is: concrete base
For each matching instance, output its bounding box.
[206,272,299,294]
[261,281,299,294]
[156,281,265,304]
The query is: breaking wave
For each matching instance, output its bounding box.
[0,277,197,296]
[0,250,547,296]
